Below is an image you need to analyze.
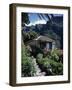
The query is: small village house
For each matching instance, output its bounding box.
[26,35,56,52]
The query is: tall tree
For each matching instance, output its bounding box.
[22,13,30,27]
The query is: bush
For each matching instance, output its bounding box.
[50,49,62,62]
[36,53,43,60]
[50,59,63,75]
[22,56,36,76]
[36,52,63,75]
[21,45,36,77]
[42,58,51,69]
[31,46,44,57]
[36,55,52,75]
[22,29,38,43]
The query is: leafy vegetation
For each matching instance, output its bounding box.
[22,29,38,43]
[36,49,63,75]
[22,13,30,27]
[21,44,36,77]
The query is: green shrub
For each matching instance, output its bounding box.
[22,56,36,76]
[36,55,52,73]
[22,29,38,43]
[49,59,63,75]
[36,52,63,75]
[42,58,51,69]
[21,45,36,77]
[36,53,43,60]
[50,49,60,62]
[31,46,44,57]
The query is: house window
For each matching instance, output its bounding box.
[46,42,52,50]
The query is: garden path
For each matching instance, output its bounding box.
[32,58,46,76]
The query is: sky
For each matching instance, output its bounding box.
[25,13,63,26]
[25,13,48,26]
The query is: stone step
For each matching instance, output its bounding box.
[32,58,46,76]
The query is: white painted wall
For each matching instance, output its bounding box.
[0,0,72,90]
